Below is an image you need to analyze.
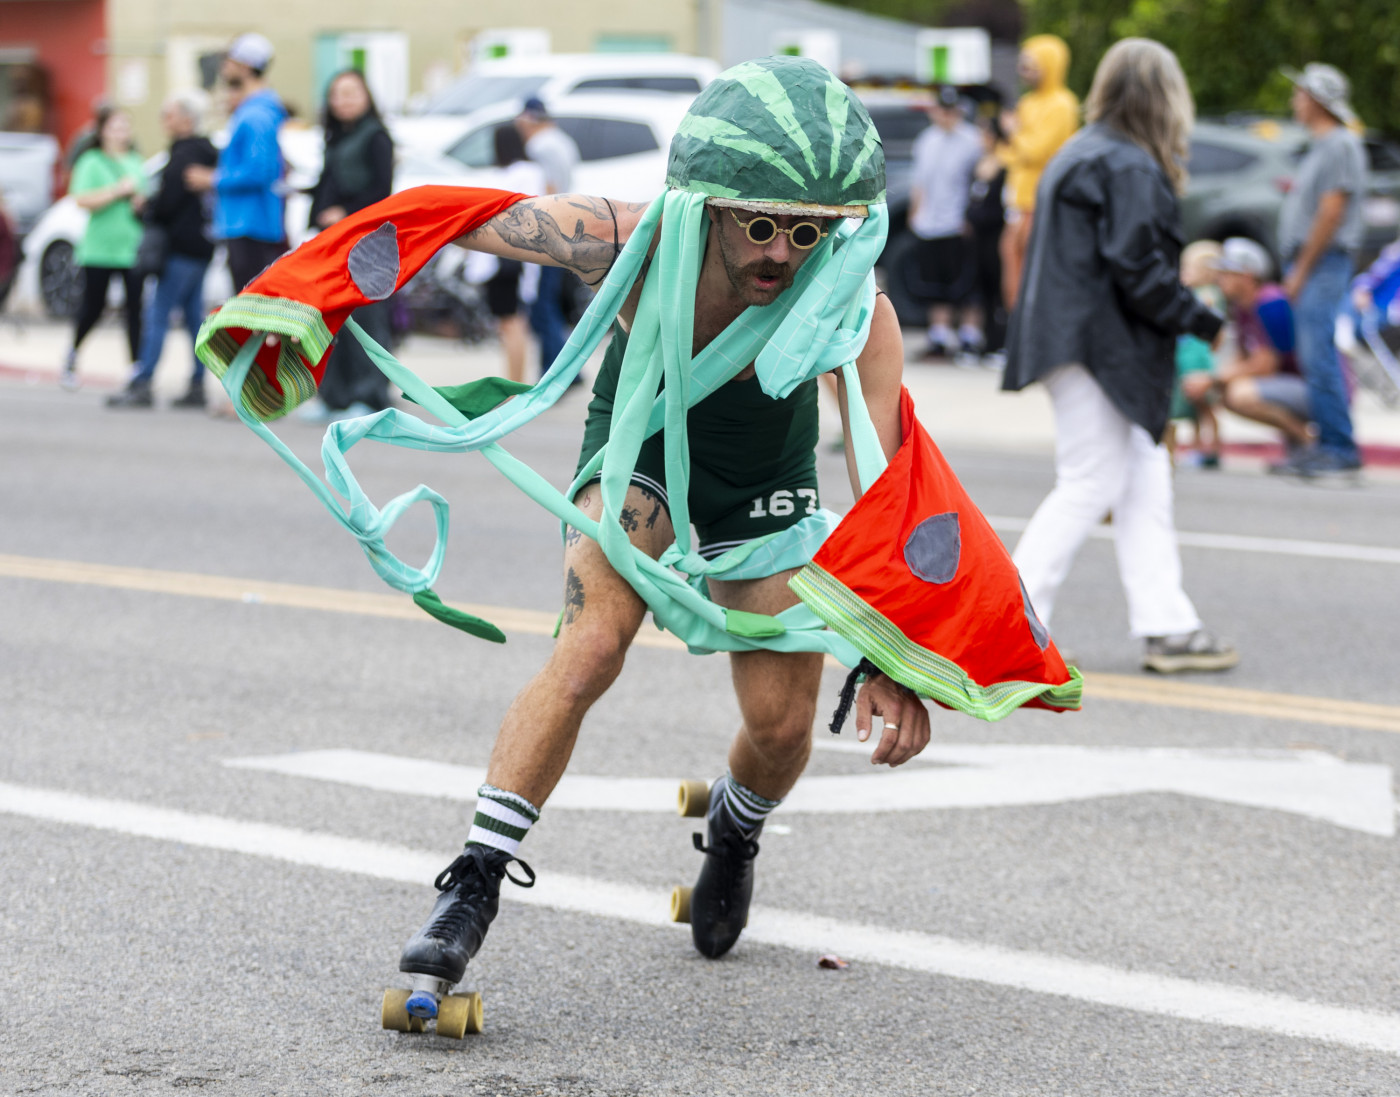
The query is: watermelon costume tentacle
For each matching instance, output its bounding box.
[195,55,1081,722]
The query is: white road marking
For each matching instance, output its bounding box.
[988,516,1400,566]
[2,778,1398,1056]
[225,744,1396,837]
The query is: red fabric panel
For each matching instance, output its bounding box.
[811,388,1073,708]
[216,186,528,391]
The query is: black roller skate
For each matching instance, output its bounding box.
[670,779,761,959]
[381,845,534,1038]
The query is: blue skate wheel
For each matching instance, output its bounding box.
[405,991,439,1020]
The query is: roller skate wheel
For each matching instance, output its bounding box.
[670,885,692,924]
[381,989,415,1032]
[677,780,710,818]
[437,992,484,1039]
[405,989,439,1020]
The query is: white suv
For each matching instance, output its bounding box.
[392,93,693,203]
[413,53,718,116]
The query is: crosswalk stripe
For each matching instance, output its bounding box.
[2,778,1398,1056]
[4,553,1400,735]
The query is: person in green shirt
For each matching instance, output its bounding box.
[63,106,146,391]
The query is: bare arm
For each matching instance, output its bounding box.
[833,293,933,766]
[1218,344,1280,383]
[835,293,905,500]
[73,177,135,211]
[455,193,650,287]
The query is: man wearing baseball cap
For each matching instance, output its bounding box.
[514,96,580,379]
[1182,237,1313,464]
[906,86,985,361]
[1273,63,1366,478]
[184,33,289,292]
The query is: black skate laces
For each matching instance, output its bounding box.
[433,845,537,893]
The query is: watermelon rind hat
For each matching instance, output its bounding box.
[666,56,886,219]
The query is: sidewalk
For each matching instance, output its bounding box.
[4,314,1399,466]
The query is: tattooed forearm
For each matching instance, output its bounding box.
[469,200,618,283]
[563,567,585,624]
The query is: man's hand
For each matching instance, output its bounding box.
[1353,287,1374,313]
[854,673,931,767]
[316,205,347,228]
[184,165,215,192]
[1283,267,1306,301]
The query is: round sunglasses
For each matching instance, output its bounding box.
[729,209,829,250]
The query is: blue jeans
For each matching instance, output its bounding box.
[1290,250,1358,461]
[131,253,210,387]
[529,264,569,377]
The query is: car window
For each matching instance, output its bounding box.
[426,75,548,115]
[1365,141,1400,172]
[554,116,659,161]
[864,106,930,161]
[1187,141,1256,176]
[572,76,703,94]
[446,125,499,169]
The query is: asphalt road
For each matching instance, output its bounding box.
[3,373,1400,1096]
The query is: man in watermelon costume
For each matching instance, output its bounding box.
[194,58,1078,1013]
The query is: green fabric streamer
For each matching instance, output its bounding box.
[412,588,507,643]
[408,377,534,421]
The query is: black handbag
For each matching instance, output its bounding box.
[134,222,169,278]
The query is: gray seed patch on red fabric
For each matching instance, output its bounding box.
[347,223,400,301]
[904,512,961,584]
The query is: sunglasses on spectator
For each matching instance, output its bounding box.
[729,210,828,250]
[223,74,245,90]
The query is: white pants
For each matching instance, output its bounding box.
[1013,365,1202,639]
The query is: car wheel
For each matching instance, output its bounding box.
[40,239,82,318]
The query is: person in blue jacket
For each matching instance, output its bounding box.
[184,33,287,291]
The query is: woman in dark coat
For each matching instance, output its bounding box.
[305,69,394,417]
[1001,38,1235,674]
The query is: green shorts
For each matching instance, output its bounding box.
[575,326,820,560]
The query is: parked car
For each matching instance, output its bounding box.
[392,92,694,203]
[1182,118,1400,271]
[0,130,60,237]
[412,52,718,115]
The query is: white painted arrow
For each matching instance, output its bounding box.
[225,744,1395,837]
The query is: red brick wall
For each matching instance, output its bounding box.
[2,0,107,148]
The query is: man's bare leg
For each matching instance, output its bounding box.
[711,569,823,801]
[681,568,822,959]
[395,483,675,1008]
[1222,377,1312,447]
[485,483,675,807]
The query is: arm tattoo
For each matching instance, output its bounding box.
[563,567,585,624]
[564,526,582,547]
[469,199,618,284]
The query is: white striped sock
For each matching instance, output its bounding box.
[466,784,539,856]
[720,772,781,835]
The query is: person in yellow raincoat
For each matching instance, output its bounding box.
[999,34,1079,309]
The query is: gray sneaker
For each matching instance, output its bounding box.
[1142,629,1239,674]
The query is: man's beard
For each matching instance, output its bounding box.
[717,229,796,305]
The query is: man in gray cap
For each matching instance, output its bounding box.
[1182,237,1313,463]
[1273,63,1366,478]
[184,33,289,293]
[515,97,580,379]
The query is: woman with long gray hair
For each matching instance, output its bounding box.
[1001,38,1237,674]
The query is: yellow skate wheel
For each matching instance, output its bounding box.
[677,780,710,818]
[436,992,483,1039]
[381,989,413,1032]
[670,885,692,924]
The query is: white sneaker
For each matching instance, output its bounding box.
[60,350,80,391]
